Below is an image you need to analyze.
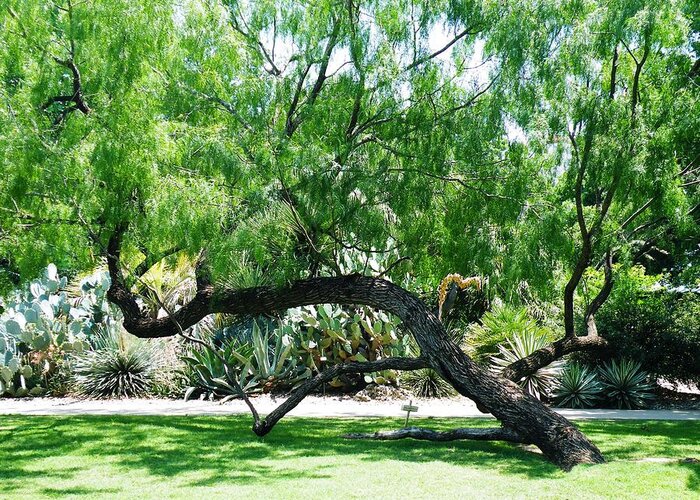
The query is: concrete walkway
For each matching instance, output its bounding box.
[1,396,698,420]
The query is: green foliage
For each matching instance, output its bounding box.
[490,330,565,400]
[73,323,159,398]
[553,363,603,409]
[598,358,655,410]
[466,304,559,363]
[596,266,700,384]
[401,369,456,399]
[2,0,695,304]
[0,0,698,396]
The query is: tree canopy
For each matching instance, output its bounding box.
[1,0,698,301]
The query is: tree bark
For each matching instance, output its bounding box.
[344,426,528,443]
[501,335,608,382]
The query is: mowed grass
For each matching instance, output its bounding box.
[0,415,698,499]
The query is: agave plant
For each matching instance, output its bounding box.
[182,320,310,400]
[182,338,258,401]
[598,358,656,409]
[490,331,565,400]
[249,320,311,392]
[553,363,603,408]
[73,323,159,398]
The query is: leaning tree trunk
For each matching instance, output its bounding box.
[105,236,603,470]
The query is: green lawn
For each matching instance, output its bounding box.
[0,415,698,499]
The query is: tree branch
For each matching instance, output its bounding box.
[405,25,481,71]
[501,335,609,382]
[253,357,429,435]
[583,250,613,337]
[344,426,527,443]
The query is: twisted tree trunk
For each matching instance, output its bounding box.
[105,231,603,470]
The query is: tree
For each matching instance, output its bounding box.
[1,0,697,470]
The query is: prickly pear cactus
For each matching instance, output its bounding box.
[0,264,114,397]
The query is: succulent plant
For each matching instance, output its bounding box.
[72,322,158,398]
[490,330,565,400]
[553,363,603,408]
[0,264,112,397]
[598,358,656,409]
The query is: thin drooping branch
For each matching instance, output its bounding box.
[285,19,341,137]
[630,41,650,127]
[405,25,481,71]
[609,44,618,99]
[229,9,282,76]
[620,197,654,231]
[344,426,528,444]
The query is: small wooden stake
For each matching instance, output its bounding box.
[401,400,419,427]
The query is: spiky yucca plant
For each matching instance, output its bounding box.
[490,331,564,400]
[401,369,456,398]
[73,325,158,398]
[553,363,603,408]
[598,358,655,409]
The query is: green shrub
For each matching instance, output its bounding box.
[73,324,159,398]
[596,266,700,385]
[466,304,558,363]
[553,363,603,408]
[490,330,564,400]
[598,358,655,409]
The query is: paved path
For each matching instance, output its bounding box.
[1,396,697,420]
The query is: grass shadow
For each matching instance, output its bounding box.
[0,415,697,496]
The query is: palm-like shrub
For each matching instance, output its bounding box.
[73,324,158,398]
[490,331,564,400]
[466,305,558,363]
[598,358,655,409]
[401,369,456,398]
[553,363,603,408]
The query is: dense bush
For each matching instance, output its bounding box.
[596,266,700,385]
